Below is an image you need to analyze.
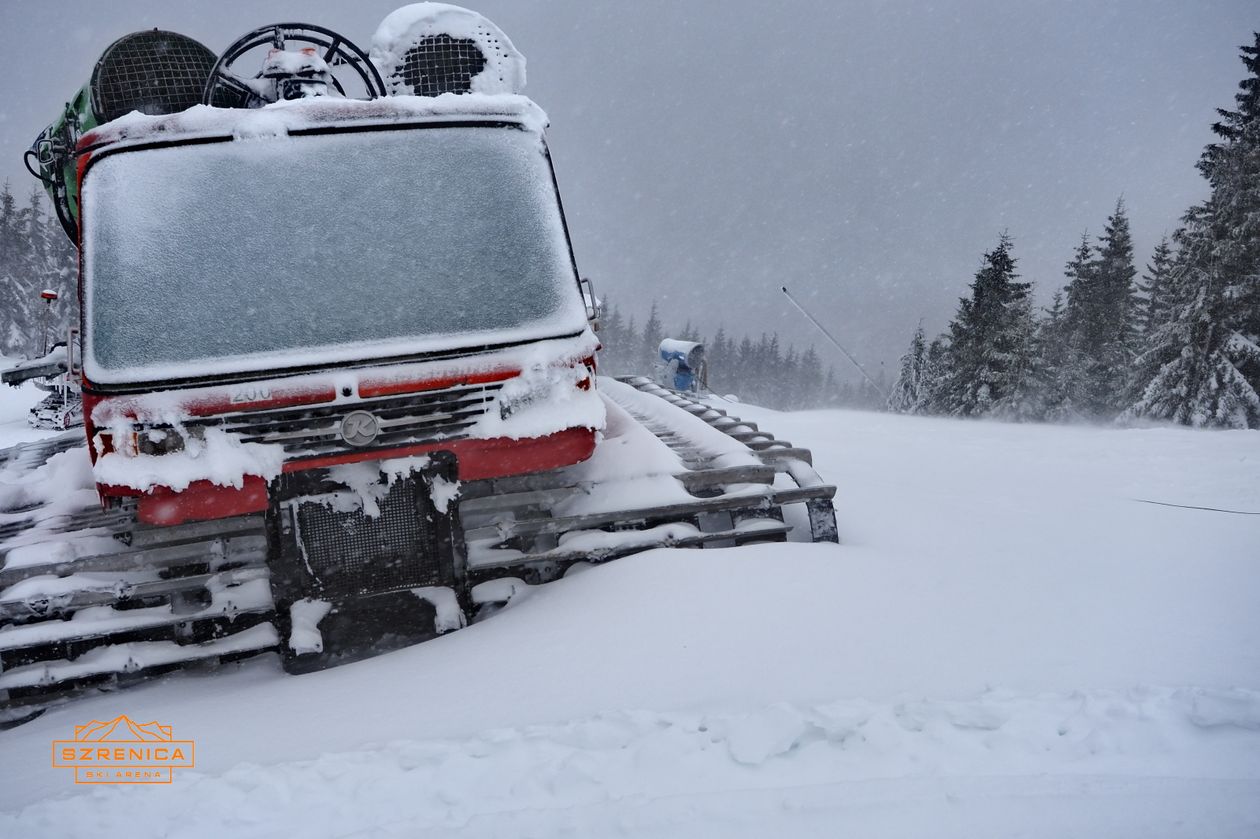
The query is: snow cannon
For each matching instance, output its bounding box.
[25,30,217,241]
[371,3,526,96]
[201,23,385,109]
[658,339,707,393]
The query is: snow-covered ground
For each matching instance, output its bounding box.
[1,389,1258,837]
[0,378,55,448]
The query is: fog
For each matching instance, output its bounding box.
[0,0,1253,378]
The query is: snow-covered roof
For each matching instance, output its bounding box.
[78,92,547,153]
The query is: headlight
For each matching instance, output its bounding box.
[136,426,186,456]
[499,384,551,420]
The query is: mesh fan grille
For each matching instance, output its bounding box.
[397,34,487,96]
[92,31,217,123]
[294,479,444,599]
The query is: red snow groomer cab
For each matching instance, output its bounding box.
[3,4,836,710]
[75,11,602,666]
[83,87,600,527]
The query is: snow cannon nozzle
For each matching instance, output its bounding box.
[27,29,217,242]
[658,339,708,394]
[204,23,384,109]
[371,4,526,97]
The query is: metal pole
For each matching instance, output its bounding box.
[40,299,51,357]
[781,285,888,399]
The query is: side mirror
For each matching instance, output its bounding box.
[579,277,602,328]
[68,326,82,377]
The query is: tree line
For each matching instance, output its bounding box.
[2,33,1255,428]
[0,183,76,359]
[595,300,885,410]
[888,33,1260,429]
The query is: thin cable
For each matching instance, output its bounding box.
[781,286,888,398]
[1131,498,1260,515]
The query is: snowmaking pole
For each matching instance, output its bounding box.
[39,290,58,357]
[781,286,888,400]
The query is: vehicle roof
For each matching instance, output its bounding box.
[77,93,548,155]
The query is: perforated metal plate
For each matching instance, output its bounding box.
[91,30,217,123]
[397,35,487,96]
[292,479,445,599]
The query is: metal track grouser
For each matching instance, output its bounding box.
[0,5,837,725]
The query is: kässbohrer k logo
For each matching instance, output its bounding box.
[52,714,195,784]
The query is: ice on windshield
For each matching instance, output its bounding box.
[82,124,586,383]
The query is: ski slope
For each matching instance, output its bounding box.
[0,378,54,448]
[1,392,1258,838]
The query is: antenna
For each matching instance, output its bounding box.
[781,286,888,399]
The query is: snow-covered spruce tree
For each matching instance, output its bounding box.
[798,345,824,407]
[1061,232,1094,335]
[887,324,927,413]
[0,185,77,358]
[780,345,800,407]
[1121,36,1260,428]
[707,325,729,391]
[936,234,1039,418]
[1214,32,1260,349]
[917,336,948,413]
[1060,200,1138,418]
[1121,261,1260,427]
[822,366,842,406]
[640,301,663,370]
[1052,232,1094,411]
[1135,236,1176,335]
[595,301,627,375]
[1034,291,1080,421]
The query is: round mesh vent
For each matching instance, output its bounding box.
[90,30,217,124]
[398,34,487,96]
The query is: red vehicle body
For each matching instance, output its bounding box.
[72,98,602,527]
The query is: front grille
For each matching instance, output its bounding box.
[291,479,445,598]
[219,382,503,459]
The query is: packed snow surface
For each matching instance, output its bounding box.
[1,398,1258,837]
[0,378,54,447]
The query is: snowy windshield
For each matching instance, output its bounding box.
[82,125,586,383]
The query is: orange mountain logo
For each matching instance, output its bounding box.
[52,714,195,784]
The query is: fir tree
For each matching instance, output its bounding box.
[798,345,824,406]
[1034,291,1078,421]
[1062,231,1094,336]
[1135,236,1176,334]
[709,326,729,391]
[887,324,927,413]
[597,302,627,375]
[822,366,842,406]
[0,186,76,357]
[1206,32,1260,156]
[1122,260,1260,428]
[781,345,800,407]
[1095,198,1139,348]
[641,301,663,370]
[1060,200,1138,418]
[918,336,948,413]
[936,234,1037,418]
[1122,38,1260,428]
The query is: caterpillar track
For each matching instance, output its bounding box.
[0,378,836,722]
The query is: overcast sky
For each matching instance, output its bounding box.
[0,0,1255,379]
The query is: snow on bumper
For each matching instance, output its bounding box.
[85,334,604,524]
